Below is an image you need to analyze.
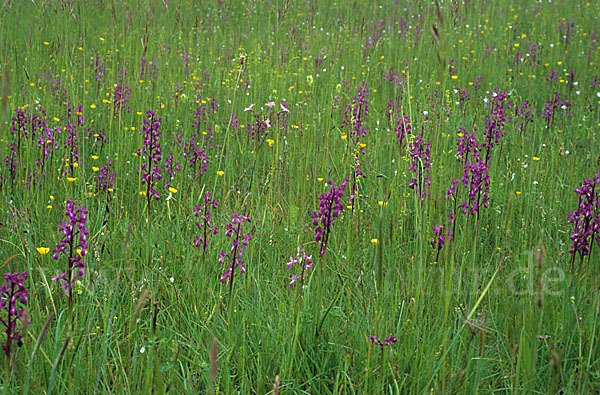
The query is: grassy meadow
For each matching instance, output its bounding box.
[1,0,600,393]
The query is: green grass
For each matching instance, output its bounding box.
[0,0,599,393]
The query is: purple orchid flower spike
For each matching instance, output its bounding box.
[0,271,29,361]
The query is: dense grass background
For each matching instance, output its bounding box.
[1,0,599,393]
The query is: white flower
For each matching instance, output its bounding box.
[140,347,146,354]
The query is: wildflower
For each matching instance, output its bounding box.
[219,213,252,300]
[286,247,313,288]
[340,82,369,151]
[407,134,432,202]
[138,110,163,218]
[312,178,348,257]
[164,153,180,192]
[0,272,29,360]
[93,160,115,195]
[369,335,397,350]
[37,247,50,255]
[184,133,209,178]
[193,192,218,254]
[217,170,225,176]
[51,200,89,303]
[568,171,600,268]
[430,224,453,252]
[370,238,379,246]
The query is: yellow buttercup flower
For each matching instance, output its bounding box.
[37,247,50,255]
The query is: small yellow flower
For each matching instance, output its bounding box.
[37,247,50,255]
[347,205,353,210]
[46,205,52,209]
[168,187,178,193]
[90,104,96,109]
[370,238,379,246]
[43,41,50,45]
[533,157,540,161]
[139,191,147,196]
[341,134,347,140]
[50,195,55,201]
[67,177,77,183]
[317,177,323,182]
[92,167,99,172]
[451,75,458,80]
[516,191,522,195]
[378,201,388,207]
[73,162,79,168]
[217,171,225,176]
[266,139,275,147]
[91,155,99,160]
